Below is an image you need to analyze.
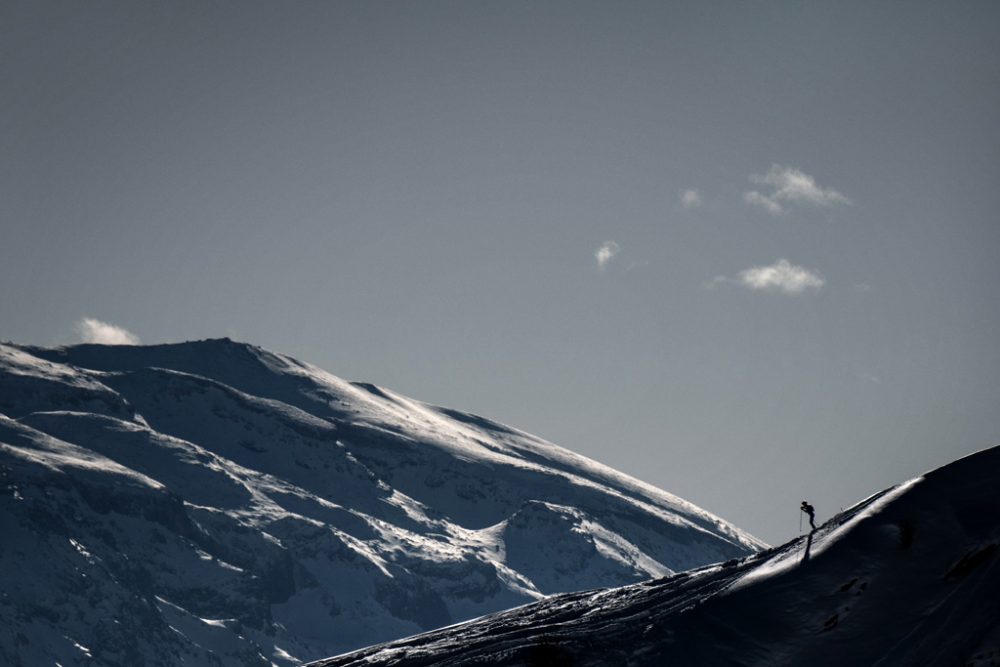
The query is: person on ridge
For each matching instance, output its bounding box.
[800,501,816,531]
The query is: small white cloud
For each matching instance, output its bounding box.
[594,241,620,270]
[75,318,141,345]
[680,189,702,209]
[745,164,850,215]
[737,259,824,294]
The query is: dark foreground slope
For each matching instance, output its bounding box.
[313,445,1000,667]
[0,340,761,666]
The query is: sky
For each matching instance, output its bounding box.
[2,1,998,545]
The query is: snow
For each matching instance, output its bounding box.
[0,339,761,666]
[311,443,1000,667]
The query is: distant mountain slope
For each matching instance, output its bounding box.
[312,444,1000,667]
[0,339,762,666]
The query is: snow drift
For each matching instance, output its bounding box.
[0,339,762,666]
[311,444,1000,666]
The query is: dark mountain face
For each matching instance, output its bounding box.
[311,444,1000,667]
[0,340,761,666]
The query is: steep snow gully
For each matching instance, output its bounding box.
[313,444,1000,667]
[0,339,761,666]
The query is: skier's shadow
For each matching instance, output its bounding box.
[801,531,815,564]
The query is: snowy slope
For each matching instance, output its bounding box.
[312,444,1000,667]
[0,339,762,666]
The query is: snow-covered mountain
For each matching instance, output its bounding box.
[0,339,762,666]
[313,444,1000,667]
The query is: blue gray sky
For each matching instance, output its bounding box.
[3,1,998,544]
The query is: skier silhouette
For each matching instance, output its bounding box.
[800,501,816,531]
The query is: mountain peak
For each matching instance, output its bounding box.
[1,340,762,665]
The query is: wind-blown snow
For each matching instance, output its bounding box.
[0,339,762,666]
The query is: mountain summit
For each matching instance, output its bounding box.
[0,339,762,666]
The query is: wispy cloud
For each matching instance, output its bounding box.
[737,259,824,294]
[744,165,850,215]
[594,241,620,271]
[743,190,783,215]
[702,275,729,290]
[75,317,141,345]
[680,189,702,209]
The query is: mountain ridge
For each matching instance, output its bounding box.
[310,443,1000,667]
[1,338,762,666]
